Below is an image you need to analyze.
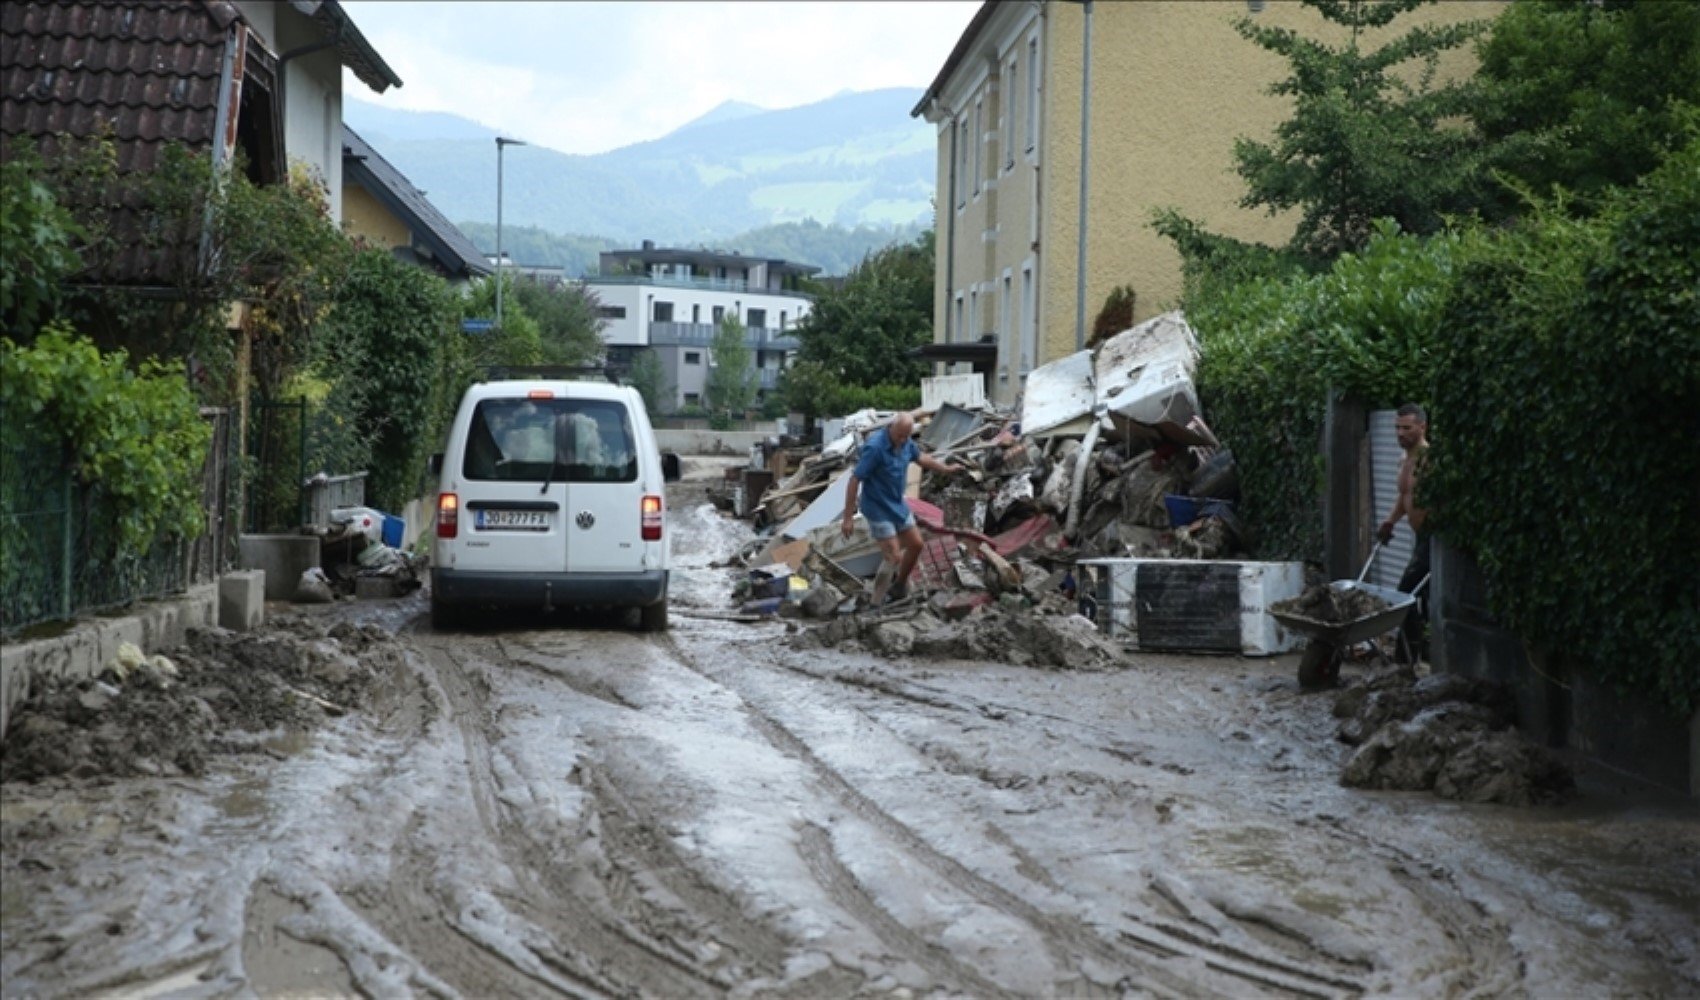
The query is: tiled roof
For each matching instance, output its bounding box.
[1,0,243,174]
[343,125,491,279]
[1,1,256,285]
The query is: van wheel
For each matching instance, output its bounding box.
[640,599,669,632]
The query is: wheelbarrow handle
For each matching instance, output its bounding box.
[1356,541,1384,583]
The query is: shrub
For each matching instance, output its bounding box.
[1,326,211,554]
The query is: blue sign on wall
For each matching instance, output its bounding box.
[461,318,495,333]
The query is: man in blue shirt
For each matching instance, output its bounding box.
[841,412,963,605]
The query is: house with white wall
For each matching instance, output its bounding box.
[232,0,400,222]
[585,242,818,412]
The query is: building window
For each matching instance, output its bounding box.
[712,305,725,323]
[957,118,969,208]
[1001,273,1013,349]
[684,351,702,365]
[747,308,766,330]
[973,98,983,196]
[685,392,701,406]
[692,304,701,323]
[1021,266,1036,372]
[779,310,788,329]
[596,305,627,319]
[1026,35,1039,152]
[953,294,965,344]
[969,288,979,341]
[652,300,674,322]
[1005,58,1018,171]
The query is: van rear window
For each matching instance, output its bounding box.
[462,398,638,483]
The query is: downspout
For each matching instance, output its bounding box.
[1074,0,1093,352]
[200,23,243,276]
[935,97,960,346]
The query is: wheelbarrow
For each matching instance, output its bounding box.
[1270,544,1419,689]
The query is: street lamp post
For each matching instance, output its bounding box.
[495,136,526,331]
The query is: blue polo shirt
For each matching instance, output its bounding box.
[853,427,919,527]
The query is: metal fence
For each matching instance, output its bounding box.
[1,408,237,635]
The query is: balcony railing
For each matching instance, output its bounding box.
[649,322,802,351]
[588,273,815,300]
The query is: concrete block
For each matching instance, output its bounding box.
[0,584,215,740]
[219,570,265,631]
[355,576,400,600]
[238,534,322,601]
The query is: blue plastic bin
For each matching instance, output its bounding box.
[1163,493,1233,528]
[381,514,404,548]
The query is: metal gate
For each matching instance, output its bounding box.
[1368,409,1416,589]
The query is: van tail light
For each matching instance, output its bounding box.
[437,492,459,539]
[641,495,663,541]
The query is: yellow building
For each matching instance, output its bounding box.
[912,0,1502,404]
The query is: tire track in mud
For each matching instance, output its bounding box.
[794,822,1019,998]
[661,634,1228,996]
[379,635,741,997]
[669,635,1397,998]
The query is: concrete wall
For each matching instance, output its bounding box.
[1432,538,1698,797]
[655,430,771,456]
[1,586,217,741]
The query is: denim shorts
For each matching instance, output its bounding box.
[865,512,916,540]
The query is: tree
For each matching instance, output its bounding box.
[705,315,757,419]
[1471,0,1700,219]
[793,229,933,386]
[626,348,670,417]
[506,274,607,365]
[1230,0,1489,261]
[464,273,545,368]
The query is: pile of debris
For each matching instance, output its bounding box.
[1,618,408,783]
[294,505,427,604]
[711,312,1248,651]
[1332,666,1574,806]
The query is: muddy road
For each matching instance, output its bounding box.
[3,476,1697,997]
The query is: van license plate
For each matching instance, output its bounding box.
[476,509,549,531]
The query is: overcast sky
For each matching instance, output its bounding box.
[341,1,980,156]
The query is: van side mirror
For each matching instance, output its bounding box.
[661,452,682,483]
[428,453,443,476]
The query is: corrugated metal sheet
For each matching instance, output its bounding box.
[1369,410,1415,589]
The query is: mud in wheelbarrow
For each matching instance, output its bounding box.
[1271,580,1417,689]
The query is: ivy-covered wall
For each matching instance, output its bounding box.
[1185,139,1700,714]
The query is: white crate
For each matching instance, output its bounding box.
[921,373,987,411]
[1078,558,1307,656]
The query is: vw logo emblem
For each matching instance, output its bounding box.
[576,510,595,529]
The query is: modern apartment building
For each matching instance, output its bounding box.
[585,242,818,412]
[912,0,1502,404]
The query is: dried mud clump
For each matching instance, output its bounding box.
[1272,584,1390,624]
[800,606,1123,671]
[1,617,410,784]
[1333,666,1573,806]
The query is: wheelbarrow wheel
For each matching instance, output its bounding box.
[1298,640,1341,690]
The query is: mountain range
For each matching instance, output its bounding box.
[343,88,937,275]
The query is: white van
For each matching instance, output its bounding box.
[429,379,676,630]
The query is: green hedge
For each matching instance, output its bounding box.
[1426,140,1700,714]
[1189,222,1457,558]
[1184,139,1699,712]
